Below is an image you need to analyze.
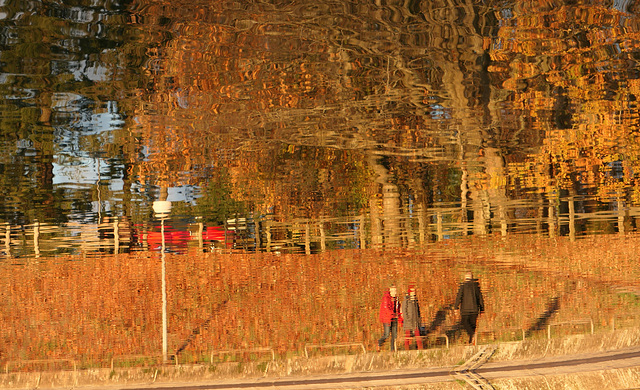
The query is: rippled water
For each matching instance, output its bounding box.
[2,0,640,375]
[1,0,640,255]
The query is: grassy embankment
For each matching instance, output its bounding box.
[1,233,639,368]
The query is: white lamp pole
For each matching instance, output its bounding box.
[153,200,172,363]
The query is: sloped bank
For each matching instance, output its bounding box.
[2,328,639,389]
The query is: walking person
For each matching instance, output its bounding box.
[454,271,485,345]
[377,285,402,351]
[402,285,423,350]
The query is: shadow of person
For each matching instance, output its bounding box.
[423,304,453,336]
[420,304,468,345]
[174,299,228,359]
[525,296,560,338]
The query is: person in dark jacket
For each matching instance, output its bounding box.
[454,271,485,344]
[377,285,402,351]
[402,285,423,350]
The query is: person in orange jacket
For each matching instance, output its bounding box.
[377,285,402,351]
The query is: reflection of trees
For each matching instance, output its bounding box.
[0,0,145,225]
[492,2,640,238]
[127,0,640,244]
[2,0,640,240]
[130,0,505,245]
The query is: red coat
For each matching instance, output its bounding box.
[379,290,402,324]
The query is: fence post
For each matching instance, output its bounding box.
[612,317,615,331]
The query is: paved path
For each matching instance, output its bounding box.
[113,345,640,390]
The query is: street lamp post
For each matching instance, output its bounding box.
[153,200,172,363]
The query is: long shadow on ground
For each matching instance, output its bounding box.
[525,296,560,338]
[429,296,563,345]
[174,300,228,359]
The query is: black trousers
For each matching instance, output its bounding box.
[461,313,479,342]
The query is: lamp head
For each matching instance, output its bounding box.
[153,200,172,218]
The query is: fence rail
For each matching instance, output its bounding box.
[110,354,177,371]
[547,318,594,339]
[476,327,526,343]
[394,333,449,350]
[611,314,640,331]
[5,359,76,374]
[304,343,366,358]
[210,348,275,362]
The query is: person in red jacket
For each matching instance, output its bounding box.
[377,285,402,351]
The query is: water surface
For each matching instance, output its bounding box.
[1,0,640,371]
